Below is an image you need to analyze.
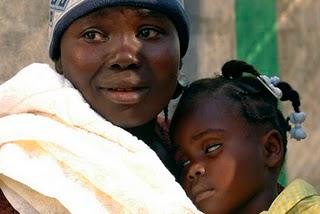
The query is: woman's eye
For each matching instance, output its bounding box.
[138,28,161,39]
[83,30,106,42]
[205,144,222,153]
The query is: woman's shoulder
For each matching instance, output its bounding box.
[0,188,19,213]
[156,116,171,147]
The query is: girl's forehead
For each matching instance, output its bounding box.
[175,97,240,131]
[179,97,249,134]
[193,94,237,110]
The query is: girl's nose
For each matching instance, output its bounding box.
[186,162,206,181]
[107,34,141,70]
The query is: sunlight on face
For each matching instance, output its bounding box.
[58,7,180,127]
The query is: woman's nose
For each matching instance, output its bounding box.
[107,34,141,70]
[186,162,206,181]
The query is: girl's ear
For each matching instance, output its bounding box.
[261,129,284,169]
[54,59,63,74]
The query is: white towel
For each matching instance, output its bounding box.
[0,63,202,214]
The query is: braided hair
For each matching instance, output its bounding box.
[170,60,302,159]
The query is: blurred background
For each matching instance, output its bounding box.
[0,0,319,190]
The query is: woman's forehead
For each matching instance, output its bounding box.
[86,6,170,20]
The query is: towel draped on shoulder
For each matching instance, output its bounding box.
[0,63,201,214]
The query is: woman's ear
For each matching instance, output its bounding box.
[179,59,183,70]
[261,129,284,169]
[54,58,63,74]
[172,59,184,99]
[172,81,184,99]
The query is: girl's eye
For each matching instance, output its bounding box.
[138,27,162,39]
[176,158,191,168]
[83,30,106,42]
[182,160,191,167]
[205,144,222,153]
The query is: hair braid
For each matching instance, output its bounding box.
[277,82,301,112]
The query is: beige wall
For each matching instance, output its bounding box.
[278,0,320,190]
[183,0,235,83]
[0,0,50,84]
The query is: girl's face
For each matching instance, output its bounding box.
[173,97,268,214]
[57,7,180,127]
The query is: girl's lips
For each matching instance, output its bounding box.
[100,87,149,105]
[194,189,215,203]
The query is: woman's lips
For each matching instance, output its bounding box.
[100,87,149,105]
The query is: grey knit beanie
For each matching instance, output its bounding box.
[48,0,189,61]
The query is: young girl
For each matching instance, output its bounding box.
[0,0,201,213]
[170,60,319,213]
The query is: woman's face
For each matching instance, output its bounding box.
[57,6,180,127]
[173,97,268,214]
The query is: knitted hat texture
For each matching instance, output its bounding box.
[48,0,189,60]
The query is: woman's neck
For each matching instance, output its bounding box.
[125,119,157,144]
